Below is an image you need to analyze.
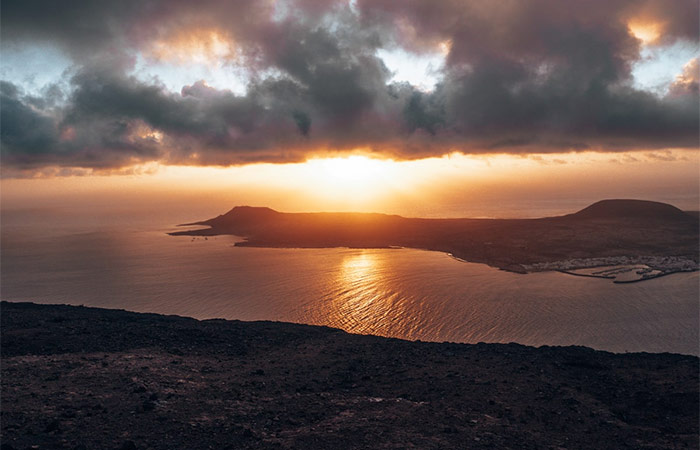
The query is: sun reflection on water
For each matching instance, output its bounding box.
[337,251,384,318]
[323,250,391,333]
[341,251,378,286]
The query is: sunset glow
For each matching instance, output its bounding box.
[302,156,402,200]
[0,0,697,215]
[629,21,662,45]
[3,150,697,222]
[146,29,235,66]
[2,2,699,446]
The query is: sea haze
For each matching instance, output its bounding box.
[1,209,698,355]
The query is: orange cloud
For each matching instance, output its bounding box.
[669,58,699,95]
[146,28,235,66]
[628,20,662,45]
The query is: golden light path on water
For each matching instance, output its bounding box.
[328,252,394,333]
[311,249,698,352]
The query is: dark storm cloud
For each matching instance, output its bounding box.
[1,79,165,169]
[1,81,58,157]
[1,0,698,170]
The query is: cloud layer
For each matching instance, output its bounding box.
[1,0,698,170]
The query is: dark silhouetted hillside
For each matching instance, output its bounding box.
[2,302,698,449]
[569,199,693,221]
[171,200,699,273]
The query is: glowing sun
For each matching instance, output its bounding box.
[302,156,402,205]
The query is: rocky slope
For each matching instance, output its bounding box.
[2,301,698,449]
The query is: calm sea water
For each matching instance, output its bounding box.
[2,210,698,355]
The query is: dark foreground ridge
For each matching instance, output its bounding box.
[2,302,698,449]
[170,199,699,275]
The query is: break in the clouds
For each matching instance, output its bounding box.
[1,0,698,170]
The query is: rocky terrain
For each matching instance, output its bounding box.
[2,301,698,449]
[170,199,699,277]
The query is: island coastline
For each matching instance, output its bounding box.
[171,200,699,283]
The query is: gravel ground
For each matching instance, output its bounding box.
[1,301,698,449]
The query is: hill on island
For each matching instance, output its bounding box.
[568,199,693,221]
[172,199,699,274]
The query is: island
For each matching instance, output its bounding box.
[170,199,699,282]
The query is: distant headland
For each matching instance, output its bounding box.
[170,199,699,281]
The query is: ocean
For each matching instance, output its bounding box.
[2,208,698,355]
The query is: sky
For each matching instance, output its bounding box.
[1,0,698,217]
